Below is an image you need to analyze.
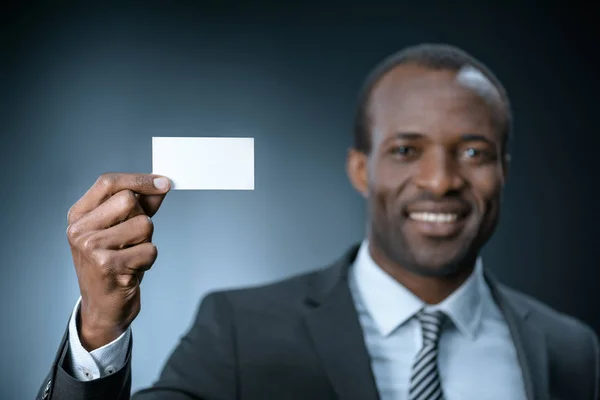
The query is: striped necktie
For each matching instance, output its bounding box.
[408,309,447,400]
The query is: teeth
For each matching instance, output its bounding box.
[409,212,458,223]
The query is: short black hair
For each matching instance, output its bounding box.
[353,43,513,154]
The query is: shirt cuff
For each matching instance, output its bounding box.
[67,296,131,381]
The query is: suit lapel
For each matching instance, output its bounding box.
[304,246,551,400]
[485,271,550,400]
[303,245,380,400]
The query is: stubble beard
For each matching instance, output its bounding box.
[369,209,482,278]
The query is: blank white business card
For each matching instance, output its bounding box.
[152,137,254,190]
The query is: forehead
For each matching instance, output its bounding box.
[367,63,503,143]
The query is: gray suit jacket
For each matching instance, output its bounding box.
[36,244,599,400]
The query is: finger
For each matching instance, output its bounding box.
[92,214,153,250]
[116,242,158,274]
[68,173,171,224]
[69,190,144,237]
[137,193,168,218]
[125,194,146,220]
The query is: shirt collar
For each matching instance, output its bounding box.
[351,240,485,340]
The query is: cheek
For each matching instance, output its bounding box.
[370,157,410,192]
[369,161,413,212]
[469,167,504,211]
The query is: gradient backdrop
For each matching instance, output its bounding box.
[2,2,598,398]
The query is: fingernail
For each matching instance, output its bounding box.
[153,177,169,190]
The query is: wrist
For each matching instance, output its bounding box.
[77,310,126,351]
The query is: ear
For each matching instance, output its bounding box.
[346,148,369,198]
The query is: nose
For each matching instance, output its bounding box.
[414,148,465,196]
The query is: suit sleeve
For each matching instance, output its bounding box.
[34,313,133,400]
[37,292,239,400]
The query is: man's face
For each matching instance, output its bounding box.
[348,63,508,277]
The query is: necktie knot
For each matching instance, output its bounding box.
[416,309,446,347]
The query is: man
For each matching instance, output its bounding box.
[37,43,599,400]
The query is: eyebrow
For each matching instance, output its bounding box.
[460,134,494,145]
[393,132,424,140]
[392,132,494,145]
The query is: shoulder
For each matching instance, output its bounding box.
[199,266,328,316]
[498,284,599,362]
[500,284,596,338]
[498,284,599,395]
[192,244,358,326]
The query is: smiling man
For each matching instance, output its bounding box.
[349,58,509,304]
[38,44,598,400]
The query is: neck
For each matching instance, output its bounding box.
[367,241,476,305]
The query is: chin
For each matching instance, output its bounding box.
[372,222,481,278]
[401,222,483,276]
[395,234,479,278]
[406,252,470,277]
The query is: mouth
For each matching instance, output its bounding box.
[404,203,471,238]
[408,212,459,223]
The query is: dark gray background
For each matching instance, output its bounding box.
[2,2,598,398]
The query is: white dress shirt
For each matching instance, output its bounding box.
[348,241,527,399]
[68,241,528,400]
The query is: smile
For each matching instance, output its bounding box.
[405,210,468,238]
[408,212,458,223]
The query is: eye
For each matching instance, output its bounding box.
[460,147,496,162]
[391,145,417,157]
[463,148,480,158]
